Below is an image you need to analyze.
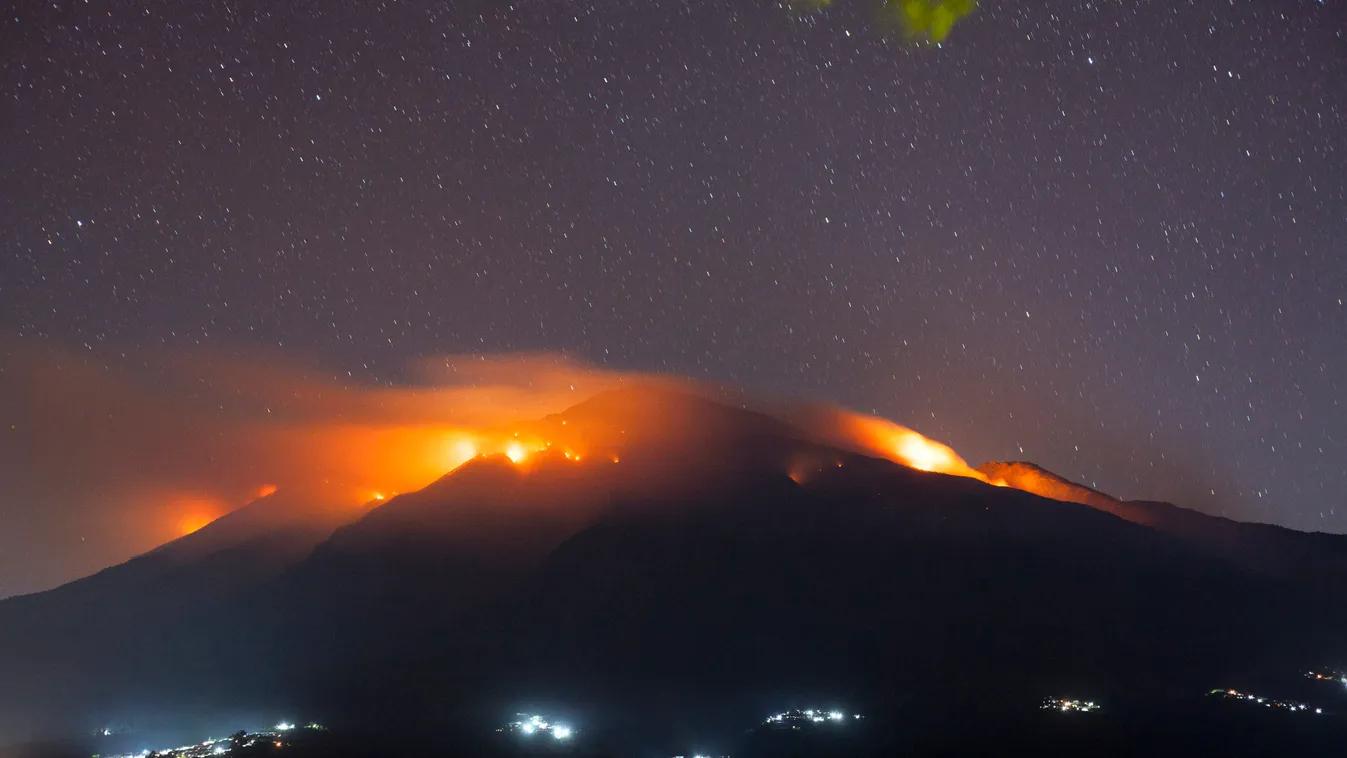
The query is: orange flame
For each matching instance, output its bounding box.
[173,496,225,535]
[803,411,1007,486]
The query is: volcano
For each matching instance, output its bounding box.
[1,387,1344,746]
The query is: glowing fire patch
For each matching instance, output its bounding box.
[177,514,215,535]
[891,429,964,473]
[828,414,1003,485]
[447,438,478,469]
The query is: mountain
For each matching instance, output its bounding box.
[979,460,1347,587]
[1,388,1344,747]
[0,485,374,740]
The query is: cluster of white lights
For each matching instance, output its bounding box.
[105,722,324,758]
[764,709,859,726]
[1041,698,1099,713]
[508,714,573,740]
[1306,671,1347,688]
[1213,689,1322,714]
[108,738,232,758]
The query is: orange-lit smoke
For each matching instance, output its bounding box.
[977,461,1119,510]
[3,339,1029,597]
[791,407,1006,486]
[0,344,665,592]
[171,495,228,536]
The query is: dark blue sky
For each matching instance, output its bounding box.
[2,0,1344,593]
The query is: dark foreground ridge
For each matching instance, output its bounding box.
[2,388,1345,755]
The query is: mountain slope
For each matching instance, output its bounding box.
[0,486,372,739]
[979,460,1347,586]
[1,388,1344,743]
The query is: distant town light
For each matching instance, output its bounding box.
[1042,698,1099,713]
[275,723,294,732]
[1211,688,1319,714]
[764,708,858,727]
[507,713,574,739]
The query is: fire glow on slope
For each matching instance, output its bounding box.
[1,346,661,572]
[852,416,1007,485]
[173,496,227,536]
[796,409,1008,486]
[172,394,1004,542]
[244,394,1004,521]
[8,337,1031,594]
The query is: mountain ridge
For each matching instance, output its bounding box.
[1,387,1343,743]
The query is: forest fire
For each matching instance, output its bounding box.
[855,419,1008,486]
[7,339,1058,574]
[189,389,1022,534]
[796,409,1008,486]
[173,496,226,535]
[153,388,1033,547]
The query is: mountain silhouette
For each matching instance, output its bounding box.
[1,387,1343,747]
[979,460,1347,587]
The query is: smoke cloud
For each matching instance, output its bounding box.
[0,339,1014,598]
[0,341,660,596]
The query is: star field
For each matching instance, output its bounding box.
[2,0,1345,587]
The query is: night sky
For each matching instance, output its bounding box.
[2,0,1345,596]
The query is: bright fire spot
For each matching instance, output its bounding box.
[371,492,386,501]
[892,428,965,473]
[176,510,217,536]
[831,414,998,485]
[168,494,227,537]
[447,437,478,469]
[505,441,527,463]
[255,484,278,498]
